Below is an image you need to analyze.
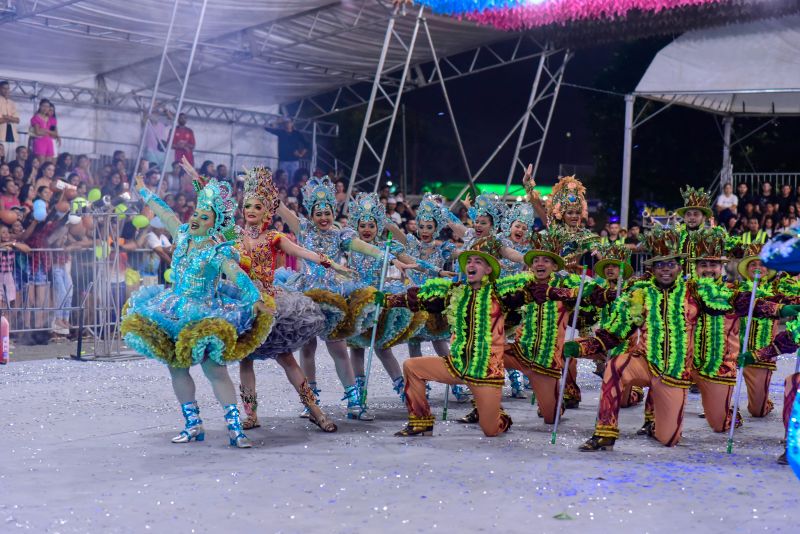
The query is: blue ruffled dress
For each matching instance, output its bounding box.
[124,225,261,366]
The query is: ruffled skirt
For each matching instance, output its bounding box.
[248,290,325,360]
[121,284,273,368]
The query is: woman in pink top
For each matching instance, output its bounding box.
[0,178,20,211]
[29,99,59,161]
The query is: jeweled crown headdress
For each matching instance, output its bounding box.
[416,193,448,230]
[302,176,336,214]
[469,193,505,231]
[548,175,587,222]
[501,200,536,236]
[348,192,387,235]
[195,178,237,240]
[243,166,279,217]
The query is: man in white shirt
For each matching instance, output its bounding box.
[715,182,738,226]
[0,81,20,156]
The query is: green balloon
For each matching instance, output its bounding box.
[71,197,88,213]
[164,269,173,284]
[115,204,128,216]
[132,215,149,229]
[87,188,102,202]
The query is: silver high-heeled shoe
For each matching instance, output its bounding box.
[172,401,205,443]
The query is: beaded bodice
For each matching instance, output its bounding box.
[405,234,455,287]
[236,230,283,296]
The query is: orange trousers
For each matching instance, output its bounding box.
[743,367,774,417]
[403,357,509,437]
[503,352,560,424]
[596,352,688,446]
[691,371,734,433]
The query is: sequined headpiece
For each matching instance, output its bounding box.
[524,225,569,270]
[641,225,684,265]
[689,226,728,262]
[348,192,387,235]
[243,166,279,217]
[302,176,336,214]
[416,193,447,230]
[675,186,713,218]
[548,175,587,222]
[501,201,536,237]
[195,178,237,240]
[469,194,505,231]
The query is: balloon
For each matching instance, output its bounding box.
[0,210,17,225]
[33,199,47,222]
[125,268,141,287]
[87,188,102,202]
[72,197,88,213]
[132,215,150,229]
[164,269,173,284]
[115,204,128,216]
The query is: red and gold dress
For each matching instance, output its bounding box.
[236,230,325,360]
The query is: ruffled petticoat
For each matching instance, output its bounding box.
[347,280,424,349]
[248,289,325,360]
[409,312,451,342]
[122,282,273,368]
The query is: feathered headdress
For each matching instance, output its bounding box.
[548,175,587,222]
[243,166,279,216]
[689,226,728,262]
[416,193,448,230]
[469,194,506,231]
[595,242,633,279]
[524,225,569,270]
[348,192,387,235]
[675,186,712,218]
[501,200,537,237]
[302,176,336,214]
[195,178,237,241]
[641,225,684,264]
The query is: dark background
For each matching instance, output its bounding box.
[325,37,800,216]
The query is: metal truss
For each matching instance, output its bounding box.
[6,77,339,137]
[288,32,555,122]
[344,5,568,200]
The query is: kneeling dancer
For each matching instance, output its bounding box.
[379,238,544,437]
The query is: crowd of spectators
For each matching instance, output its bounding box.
[715,181,799,243]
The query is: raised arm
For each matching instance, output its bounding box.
[500,245,525,266]
[348,237,383,259]
[135,174,181,237]
[385,221,407,245]
[276,202,301,236]
[522,163,549,227]
[279,234,352,277]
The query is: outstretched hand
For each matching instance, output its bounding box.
[179,156,199,180]
[462,193,472,209]
[134,174,146,191]
[522,163,535,188]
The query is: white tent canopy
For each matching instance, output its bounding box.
[620,14,800,227]
[635,15,800,115]
[1,0,511,107]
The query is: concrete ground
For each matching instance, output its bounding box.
[1,347,797,534]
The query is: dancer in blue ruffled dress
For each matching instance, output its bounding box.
[275,177,385,420]
[345,193,420,401]
[122,175,271,448]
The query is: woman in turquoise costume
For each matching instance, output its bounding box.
[346,192,420,401]
[122,175,272,449]
[275,177,385,420]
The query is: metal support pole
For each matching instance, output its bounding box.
[722,116,734,186]
[422,17,472,182]
[134,0,180,174]
[621,94,635,229]
[346,8,401,202]
[157,0,209,193]
[402,104,408,195]
[504,50,548,198]
[311,121,318,173]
